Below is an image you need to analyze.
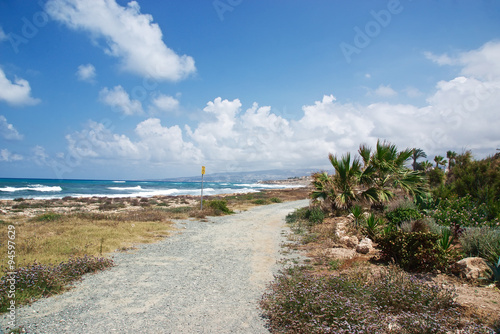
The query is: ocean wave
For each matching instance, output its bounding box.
[107,186,143,191]
[235,183,304,189]
[0,185,63,192]
[112,180,126,183]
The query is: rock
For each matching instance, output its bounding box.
[453,257,491,280]
[356,237,373,254]
[340,236,359,248]
[328,248,356,259]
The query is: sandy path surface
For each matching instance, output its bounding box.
[1,200,308,334]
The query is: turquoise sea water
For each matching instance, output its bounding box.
[0,178,298,200]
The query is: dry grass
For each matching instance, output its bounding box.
[0,212,173,274]
[0,187,310,275]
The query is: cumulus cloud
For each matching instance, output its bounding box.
[0,116,23,140]
[150,94,179,113]
[424,51,457,66]
[369,84,398,98]
[99,85,143,115]
[76,63,96,82]
[45,0,196,81]
[0,149,23,162]
[425,41,500,79]
[62,41,500,173]
[0,68,41,106]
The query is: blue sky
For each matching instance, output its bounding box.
[1,0,500,180]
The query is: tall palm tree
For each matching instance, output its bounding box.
[446,150,457,170]
[420,160,433,172]
[411,148,427,171]
[312,140,429,211]
[434,155,447,169]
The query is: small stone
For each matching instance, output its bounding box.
[356,237,373,254]
[340,236,359,248]
[453,257,491,280]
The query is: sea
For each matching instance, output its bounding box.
[0,178,301,200]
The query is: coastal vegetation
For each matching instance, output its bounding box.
[0,188,308,312]
[261,141,500,333]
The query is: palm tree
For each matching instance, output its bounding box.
[434,155,447,169]
[312,140,429,211]
[420,160,433,172]
[446,150,457,170]
[411,148,427,171]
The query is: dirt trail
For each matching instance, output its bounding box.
[1,200,309,334]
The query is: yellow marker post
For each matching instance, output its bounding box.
[200,166,205,210]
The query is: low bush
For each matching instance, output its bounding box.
[261,266,491,333]
[432,194,497,228]
[207,200,233,215]
[0,256,113,312]
[32,212,63,222]
[460,226,500,264]
[385,206,422,227]
[377,231,455,272]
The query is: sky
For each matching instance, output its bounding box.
[0,0,499,180]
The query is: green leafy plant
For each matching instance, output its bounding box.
[432,194,496,228]
[438,227,453,252]
[364,213,381,240]
[385,206,422,227]
[378,231,454,272]
[350,204,363,229]
[486,256,500,288]
[207,199,233,215]
[459,227,500,263]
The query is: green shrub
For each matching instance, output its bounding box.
[32,212,63,222]
[432,194,496,228]
[364,213,382,240]
[306,206,325,225]
[378,230,454,272]
[285,207,309,224]
[386,206,422,226]
[252,199,267,205]
[459,227,500,263]
[428,167,445,187]
[269,197,282,203]
[207,200,232,215]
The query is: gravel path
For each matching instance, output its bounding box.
[1,199,308,334]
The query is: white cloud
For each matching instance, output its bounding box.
[424,51,457,66]
[0,26,7,41]
[150,94,179,113]
[0,149,23,162]
[425,41,500,80]
[60,41,500,173]
[45,0,196,81]
[0,116,23,140]
[371,84,398,98]
[76,63,96,82]
[99,85,143,115]
[0,68,41,106]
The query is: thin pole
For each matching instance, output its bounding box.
[200,173,204,210]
